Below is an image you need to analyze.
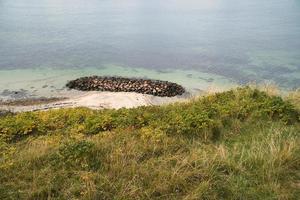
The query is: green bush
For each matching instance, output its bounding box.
[0,87,299,199]
[51,140,101,171]
[0,88,299,143]
[0,112,40,142]
[84,114,114,134]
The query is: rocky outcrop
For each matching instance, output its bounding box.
[66,76,185,97]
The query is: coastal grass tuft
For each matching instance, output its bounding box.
[0,87,299,199]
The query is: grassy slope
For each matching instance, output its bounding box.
[0,87,299,200]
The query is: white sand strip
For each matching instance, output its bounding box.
[0,91,186,112]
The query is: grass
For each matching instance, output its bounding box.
[0,87,299,199]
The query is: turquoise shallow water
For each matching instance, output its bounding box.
[0,65,236,99]
[0,0,300,99]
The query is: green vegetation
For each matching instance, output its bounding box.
[0,87,299,199]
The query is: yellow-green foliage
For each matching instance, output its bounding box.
[0,87,299,199]
[0,87,298,143]
[287,89,300,110]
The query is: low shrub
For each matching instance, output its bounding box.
[0,87,299,199]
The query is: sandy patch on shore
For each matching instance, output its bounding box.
[0,91,188,112]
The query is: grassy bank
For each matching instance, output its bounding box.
[0,87,299,199]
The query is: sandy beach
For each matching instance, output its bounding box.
[0,91,188,113]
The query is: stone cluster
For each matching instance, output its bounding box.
[66,76,185,97]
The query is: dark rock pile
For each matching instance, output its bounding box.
[66,76,185,97]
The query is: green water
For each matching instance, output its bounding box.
[1,0,299,99]
[0,65,235,99]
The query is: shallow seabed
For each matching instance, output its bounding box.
[0,65,236,100]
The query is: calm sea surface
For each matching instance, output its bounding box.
[0,0,300,98]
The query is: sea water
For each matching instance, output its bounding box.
[1,0,299,99]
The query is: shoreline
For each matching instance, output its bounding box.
[0,66,236,101]
[0,91,191,113]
